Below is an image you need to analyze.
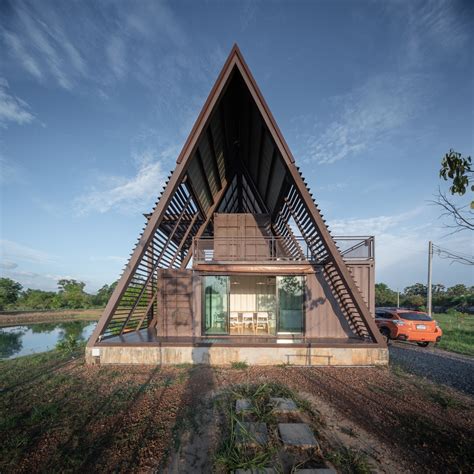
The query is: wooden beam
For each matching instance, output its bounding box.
[196,148,214,207]
[256,125,266,194]
[180,178,231,268]
[169,211,200,267]
[118,194,193,335]
[207,127,222,191]
[264,149,277,203]
[183,179,205,221]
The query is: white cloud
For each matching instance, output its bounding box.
[0,261,18,270]
[302,74,425,164]
[0,239,55,265]
[3,30,43,80]
[0,78,35,127]
[401,0,471,67]
[329,207,424,236]
[328,206,473,288]
[106,36,126,80]
[74,148,176,215]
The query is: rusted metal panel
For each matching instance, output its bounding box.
[304,270,354,338]
[347,261,375,316]
[157,269,194,337]
[304,262,375,337]
[214,213,271,260]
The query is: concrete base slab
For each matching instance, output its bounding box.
[236,422,268,446]
[270,397,298,412]
[236,399,252,413]
[86,345,388,366]
[278,423,317,448]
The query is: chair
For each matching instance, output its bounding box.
[230,312,242,334]
[256,312,270,334]
[242,312,255,334]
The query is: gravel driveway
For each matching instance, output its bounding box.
[389,342,474,395]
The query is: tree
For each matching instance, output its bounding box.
[18,289,56,310]
[56,279,89,309]
[435,149,473,233]
[446,284,468,297]
[91,281,118,306]
[403,283,427,297]
[402,294,425,310]
[0,278,23,310]
[375,283,397,306]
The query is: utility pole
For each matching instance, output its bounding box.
[397,289,400,308]
[427,241,433,317]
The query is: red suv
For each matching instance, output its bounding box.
[375,307,443,347]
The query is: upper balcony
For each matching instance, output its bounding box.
[192,236,374,265]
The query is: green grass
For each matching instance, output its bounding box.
[327,447,372,474]
[434,312,474,356]
[230,361,249,369]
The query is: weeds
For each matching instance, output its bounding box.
[56,335,79,353]
[340,426,358,438]
[230,361,248,369]
[214,382,323,472]
[327,447,371,474]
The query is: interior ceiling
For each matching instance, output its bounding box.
[177,68,290,229]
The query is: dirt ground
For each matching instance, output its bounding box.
[1,351,473,473]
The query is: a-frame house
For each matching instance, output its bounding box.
[86,45,387,366]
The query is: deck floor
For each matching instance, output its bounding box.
[98,329,374,348]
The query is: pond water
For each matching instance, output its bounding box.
[0,320,97,359]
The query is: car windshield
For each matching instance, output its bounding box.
[399,312,432,321]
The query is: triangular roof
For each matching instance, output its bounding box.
[88,44,385,347]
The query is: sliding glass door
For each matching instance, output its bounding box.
[277,276,304,334]
[202,275,305,336]
[203,276,229,334]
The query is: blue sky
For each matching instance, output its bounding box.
[0,0,472,293]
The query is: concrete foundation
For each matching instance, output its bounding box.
[85,345,388,366]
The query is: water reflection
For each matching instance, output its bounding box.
[0,320,96,359]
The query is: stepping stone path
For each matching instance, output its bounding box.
[235,398,252,414]
[278,423,318,449]
[270,397,298,413]
[235,422,268,447]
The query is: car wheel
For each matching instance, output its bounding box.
[416,342,430,347]
[380,327,391,341]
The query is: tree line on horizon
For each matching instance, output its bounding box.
[1,276,473,313]
[0,278,117,311]
[375,282,474,312]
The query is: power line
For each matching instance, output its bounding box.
[432,243,474,266]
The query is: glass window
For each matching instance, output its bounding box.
[203,276,229,334]
[277,276,304,333]
[399,312,432,321]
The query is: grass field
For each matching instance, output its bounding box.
[434,312,474,356]
[0,309,101,327]
[1,348,473,473]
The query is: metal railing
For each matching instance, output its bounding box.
[192,236,374,264]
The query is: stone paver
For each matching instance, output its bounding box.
[270,397,298,412]
[235,422,268,446]
[278,423,317,448]
[235,398,252,413]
